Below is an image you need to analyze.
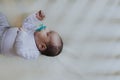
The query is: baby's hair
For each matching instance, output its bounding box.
[41,31,63,56]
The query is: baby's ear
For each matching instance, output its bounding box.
[38,43,47,51]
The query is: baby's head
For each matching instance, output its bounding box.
[34,28,63,56]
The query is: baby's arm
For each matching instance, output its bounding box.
[22,10,45,31]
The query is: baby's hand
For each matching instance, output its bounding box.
[36,10,45,21]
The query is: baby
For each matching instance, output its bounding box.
[0,10,63,59]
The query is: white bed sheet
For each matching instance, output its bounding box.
[0,0,120,80]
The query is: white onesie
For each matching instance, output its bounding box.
[0,13,42,59]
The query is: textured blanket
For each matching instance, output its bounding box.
[0,0,120,80]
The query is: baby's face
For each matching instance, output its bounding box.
[34,28,60,51]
